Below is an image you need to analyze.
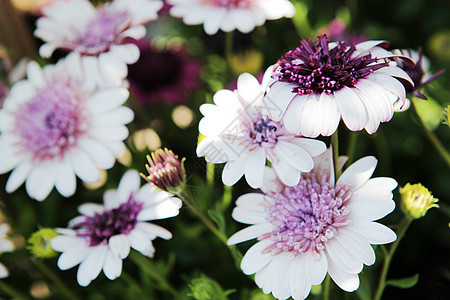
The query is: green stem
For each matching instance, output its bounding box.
[206,163,215,187]
[32,259,79,300]
[331,130,340,180]
[373,217,412,300]
[346,131,359,166]
[178,192,228,245]
[221,185,233,211]
[322,274,331,300]
[411,98,450,168]
[224,31,234,64]
[129,252,178,297]
[0,280,30,300]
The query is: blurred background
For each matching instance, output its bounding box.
[0,0,449,299]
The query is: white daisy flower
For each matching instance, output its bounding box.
[197,70,326,188]
[0,54,134,201]
[51,170,182,287]
[34,0,163,86]
[263,35,415,137]
[228,149,398,299]
[0,223,14,278]
[168,0,295,35]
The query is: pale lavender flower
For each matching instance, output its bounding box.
[51,170,182,286]
[0,54,134,201]
[228,149,397,299]
[197,70,326,188]
[168,0,295,35]
[35,0,163,86]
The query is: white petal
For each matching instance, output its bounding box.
[77,245,108,286]
[241,239,274,275]
[235,193,266,208]
[221,153,250,186]
[263,81,297,121]
[325,238,363,273]
[54,158,77,197]
[271,254,294,300]
[109,234,130,259]
[128,230,155,257]
[327,257,360,292]
[25,163,56,201]
[137,198,181,221]
[334,229,376,266]
[5,161,32,193]
[282,94,308,135]
[0,136,22,174]
[203,7,226,35]
[271,157,300,186]
[349,199,396,221]
[244,148,266,188]
[134,222,172,240]
[335,86,367,131]
[117,170,141,202]
[51,235,83,252]
[67,149,100,183]
[288,254,310,300]
[237,73,263,105]
[0,264,8,278]
[347,222,397,245]
[273,141,314,172]
[227,223,274,245]
[232,207,266,225]
[304,251,328,286]
[337,156,377,191]
[86,88,129,113]
[103,250,122,280]
[78,203,104,216]
[290,138,326,157]
[57,245,91,270]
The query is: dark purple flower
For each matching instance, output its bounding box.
[127,38,202,105]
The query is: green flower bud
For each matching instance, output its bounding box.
[400,183,439,220]
[27,228,59,259]
[189,275,234,300]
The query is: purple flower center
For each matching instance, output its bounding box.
[276,35,390,95]
[248,117,281,146]
[261,171,352,256]
[74,195,143,247]
[204,0,254,8]
[75,8,130,55]
[13,80,86,161]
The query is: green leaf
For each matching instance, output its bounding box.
[386,274,419,289]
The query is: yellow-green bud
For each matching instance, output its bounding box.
[27,228,59,259]
[399,183,439,219]
[189,275,234,300]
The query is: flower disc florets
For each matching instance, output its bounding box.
[74,195,143,246]
[261,171,352,256]
[276,35,390,95]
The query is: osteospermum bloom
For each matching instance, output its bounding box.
[35,0,163,86]
[127,38,202,105]
[51,170,182,286]
[228,150,397,299]
[0,223,14,278]
[168,0,295,35]
[0,54,134,201]
[264,35,414,137]
[197,71,326,188]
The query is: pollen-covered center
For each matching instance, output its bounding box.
[276,35,390,95]
[76,8,130,55]
[14,80,87,161]
[74,195,143,247]
[204,0,254,8]
[261,172,352,256]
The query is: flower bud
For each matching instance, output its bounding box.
[399,183,439,219]
[27,228,59,258]
[141,148,185,193]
